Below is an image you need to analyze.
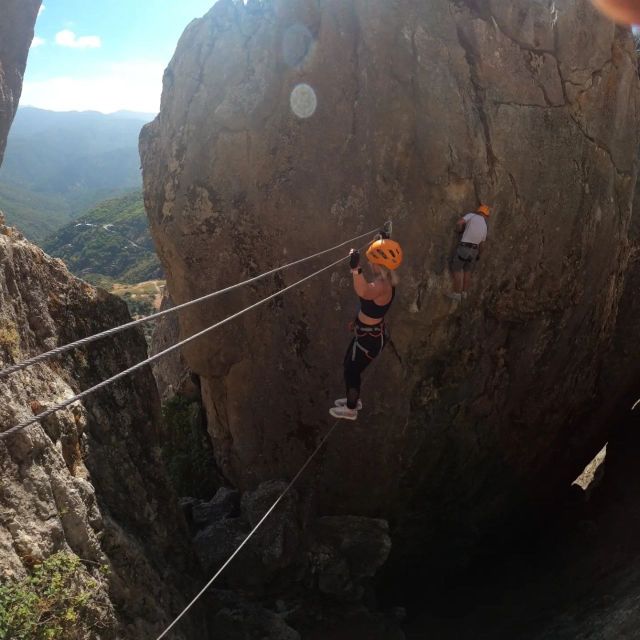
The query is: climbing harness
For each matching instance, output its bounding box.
[351,321,386,361]
[0,230,381,440]
[0,225,384,381]
[456,244,477,262]
[154,419,341,640]
[350,322,389,363]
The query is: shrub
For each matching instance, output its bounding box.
[0,552,114,640]
[0,324,20,360]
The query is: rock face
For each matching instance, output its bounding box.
[151,290,199,400]
[0,0,40,167]
[0,220,204,638]
[141,0,640,576]
[185,480,394,637]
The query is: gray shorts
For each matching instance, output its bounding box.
[451,244,478,273]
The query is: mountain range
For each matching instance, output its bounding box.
[0,107,154,241]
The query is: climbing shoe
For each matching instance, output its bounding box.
[447,292,462,302]
[334,398,363,410]
[329,406,358,421]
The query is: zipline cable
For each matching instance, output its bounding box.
[0,225,383,380]
[155,418,341,640]
[0,247,360,440]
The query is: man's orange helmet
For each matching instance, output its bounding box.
[366,238,403,270]
[477,204,491,217]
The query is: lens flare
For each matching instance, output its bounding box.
[290,83,317,119]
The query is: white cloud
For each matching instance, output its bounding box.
[55,29,101,49]
[31,36,45,48]
[20,61,165,114]
[38,4,45,16]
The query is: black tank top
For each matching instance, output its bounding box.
[359,287,395,320]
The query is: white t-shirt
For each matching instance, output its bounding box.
[461,213,487,245]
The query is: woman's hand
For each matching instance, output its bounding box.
[349,249,360,270]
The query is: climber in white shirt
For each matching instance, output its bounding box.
[448,204,490,302]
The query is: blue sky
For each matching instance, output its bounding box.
[23,0,217,114]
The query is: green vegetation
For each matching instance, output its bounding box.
[0,182,71,241]
[42,191,162,284]
[119,253,164,284]
[0,552,114,640]
[162,396,219,498]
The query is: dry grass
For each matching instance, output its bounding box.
[110,279,165,310]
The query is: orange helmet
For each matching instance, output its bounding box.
[477,204,491,217]
[366,238,403,270]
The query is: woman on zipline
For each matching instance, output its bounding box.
[330,235,403,420]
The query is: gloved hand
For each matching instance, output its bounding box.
[379,228,390,239]
[349,249,360,269]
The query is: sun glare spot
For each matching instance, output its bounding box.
[290,83,317,119]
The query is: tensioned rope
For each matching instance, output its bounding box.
[0,225,383,380]
[155,418,341,640]
[0,245,363,440]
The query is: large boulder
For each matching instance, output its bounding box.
[141,0,640,572]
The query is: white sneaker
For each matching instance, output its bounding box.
[334,398,363,410]
[329,406,358,421]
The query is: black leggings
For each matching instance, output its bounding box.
[343,321,387,409]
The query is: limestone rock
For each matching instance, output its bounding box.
[192,486,241,526]
[211,590,301,640]
[141,0,640,578]
[193,517,250,576]
[191,479,390,613]
[151,290,199,400]
[241,480,302,571]
[194,480,302,588]
[310,516,392,601]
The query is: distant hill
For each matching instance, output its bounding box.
[42,191,162,285]
[0,107,154,242]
